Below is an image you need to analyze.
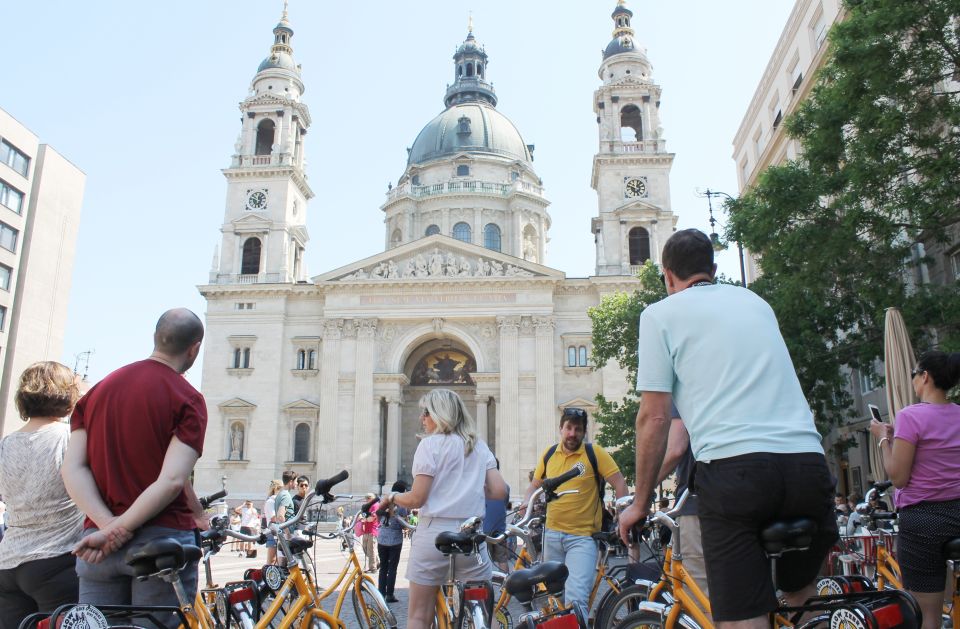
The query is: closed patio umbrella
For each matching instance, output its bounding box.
[871,307,918,480]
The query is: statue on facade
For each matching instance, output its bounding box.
[476,258,490,277]
[229,423,244,460]
[489,260,504,276]
[401,258,415,278]
[386,259,400,279]
[415,254,429,277]
[458,256,472,276]
[429,249,443,276]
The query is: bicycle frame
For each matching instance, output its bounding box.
[312,523,383,626]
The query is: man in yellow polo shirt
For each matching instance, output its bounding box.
[520,407,628,607]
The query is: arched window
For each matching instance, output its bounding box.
[466,63,474,77]
[578,346,588,367]
[484,223,501,252]
[307,349,316,370]
[255,119,276,155]
[457,65,463,77]
[567,346,577,367]
[456,164,470,177]
[233,348,243,368]
[453,222,471,243]
[294,423,310,462]
[628,227,651,265]
[296,349,306,370]
[390,228,402,248]
[620,104,643,141]
[241,237,261,275]
[425,224,440,236]
[242,348,251,369]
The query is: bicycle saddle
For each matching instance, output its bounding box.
[125,538,202,578]
[287,537,313,555]
[945,537,960,560]
[760,518,816,555]
[503,561,568,603]
[435,530,481,555]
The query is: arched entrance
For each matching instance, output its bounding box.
[395,338,493,485]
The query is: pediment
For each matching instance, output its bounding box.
[231,214,272,232]
[282,399,322,411]
[618,199,662,213]
[313,234,564,283]
[218,398,257,410]
[558,397,598,410]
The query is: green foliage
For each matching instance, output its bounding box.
[728,0,960,430]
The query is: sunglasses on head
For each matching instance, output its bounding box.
[911,367,925,378]
[563,408,587,419]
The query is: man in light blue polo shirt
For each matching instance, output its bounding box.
[617,229,838,628]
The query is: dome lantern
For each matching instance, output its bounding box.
[445,20,497,108]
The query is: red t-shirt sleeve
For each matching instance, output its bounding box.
[174,391,208,456]
[70,396,86,432]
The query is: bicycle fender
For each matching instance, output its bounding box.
[359,579,399,627]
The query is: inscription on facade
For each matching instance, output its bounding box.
[360,293,517,306]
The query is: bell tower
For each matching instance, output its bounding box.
[211,3,314,285]
[590,0,677,276]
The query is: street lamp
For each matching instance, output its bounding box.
[697,188,747,287]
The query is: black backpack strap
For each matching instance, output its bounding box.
[540,444,559,480]
[585,443,605,508]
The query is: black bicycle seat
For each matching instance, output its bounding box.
[504,561,568,603]
[287,537,313,555]
[434,531,480,555]
[125,538,202,578]
[944,537,960,560]
[760,518,816,555]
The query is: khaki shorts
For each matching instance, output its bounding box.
[406,516,492,586]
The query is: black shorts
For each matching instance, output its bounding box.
[897,498,960,592]
[695,452,838,622]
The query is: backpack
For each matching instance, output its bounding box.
[540,443,614,533]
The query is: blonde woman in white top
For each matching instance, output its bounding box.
[381,388,507,629]
[0,362,85,629]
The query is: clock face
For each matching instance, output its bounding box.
[247,190,267,210]
[625,178,647,198]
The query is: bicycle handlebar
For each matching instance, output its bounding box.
[541,463,584,492]
[199,489,227,510]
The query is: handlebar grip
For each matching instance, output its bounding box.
[870,511,897,520]
[873,480,893,491]
[200,489,228,509]
[315,470,349,496]
[360,497,379,515]
[542,465,583,492]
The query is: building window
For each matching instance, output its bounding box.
[411,175,421,186]
[241,237,261,275]
[950,249,960,280]
[0,140,29,177]
[234,302,255,310]
[452,222,472,243]
[0,264,10,291]
[484,223,501,252]
[0,222,18,253]
[620,104,643,141]
[628,227,651,265]
[456,165,470,177]
[0,305,5,332]
[567,346,576,367]
[296,349,306,370]
[255,119,275,156]
[293,423,311,462]
[753,126,764,159]
[308,349,316,370]
[425,224,440,236]
[0,180,23,214]
[578,346,588,367]
[233,347,251,369]
[391,228,402,248]
[511,171,520,181]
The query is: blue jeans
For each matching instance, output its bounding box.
[543,528,598,607]
[76,526,198,629]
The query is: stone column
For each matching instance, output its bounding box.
[385,395,401,487]
[534,316,557,454]
[441,208,450,236]
[513,212,523,258]
[473,207,483,246]
[537,214,546,264]
[497,316,521,490]
[649,219,660,264]
[619,220,629,274]
[318,319,343,478]
[474,395,488,442]
[353,319,378,491]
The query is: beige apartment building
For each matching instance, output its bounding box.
[0,107,84,436]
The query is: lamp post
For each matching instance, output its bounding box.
[697,188,747,287]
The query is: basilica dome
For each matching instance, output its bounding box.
[407,102,532,166]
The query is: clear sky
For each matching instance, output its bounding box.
[1,1,794,387]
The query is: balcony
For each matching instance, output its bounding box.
[603,139,667,155]
[211,273,285,285]
[386,179,544,203]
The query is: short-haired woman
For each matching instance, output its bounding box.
[380,388,507,629]
[870,350,960,629]
[0,362,85,629]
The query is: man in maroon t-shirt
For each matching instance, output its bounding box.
[62,308,207,623]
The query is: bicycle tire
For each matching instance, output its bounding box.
[492,605,513,629]
[351,580,398,629]
[616,609,701,629]
[461,601,489,629]
[594,583,652,629]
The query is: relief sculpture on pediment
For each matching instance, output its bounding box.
[340,248,534,281]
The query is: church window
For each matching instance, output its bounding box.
[578,346,588,367]
[308,349,316,370]
[255,119,275,155]
[457,65,463,77]
[628,227,651,265]
[293,423,310,462]
[456,165,470,177]
[466,63,474,77]
[241,237,262,275]
[484,223,501,252]
[425,224,440,236]
[453,222,471,243]
[477,64,483,78]
[567,346,576,367]
[233,347,251,369]
[391,228,402,248]
[411,175,421,185]
[296,349,306,370]
[620,105,643,142]
[511,171,520,181]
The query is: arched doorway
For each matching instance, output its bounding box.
[396,339,489,485]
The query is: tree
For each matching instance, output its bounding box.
[728,0,960,428]
[588,262,666,481]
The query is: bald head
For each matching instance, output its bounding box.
[154,308,204,356]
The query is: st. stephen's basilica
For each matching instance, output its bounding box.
[195,1,679,497]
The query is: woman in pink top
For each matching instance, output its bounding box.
[871,350,960,629]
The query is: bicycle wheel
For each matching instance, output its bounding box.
[616,609,702,629]
[492,605,513,629]
[594,583,653,629]
[351,580,398,629]
[461,601,489,629]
